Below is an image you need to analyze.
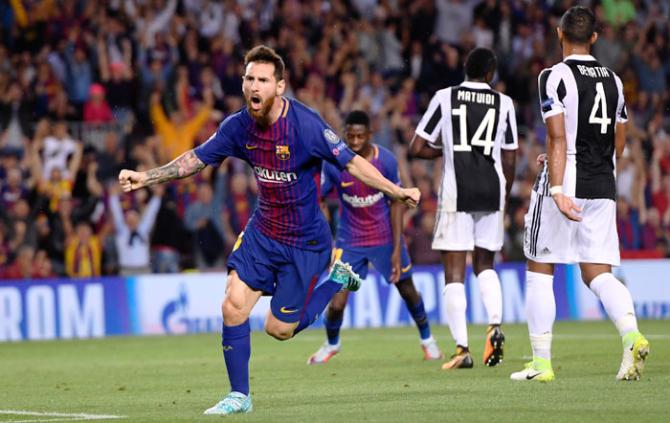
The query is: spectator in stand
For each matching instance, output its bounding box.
[64,28,93,111]
[150,191,190,274]
[65,220,101,278]
[1,166,28,210]
[641,207,669,254]
[83,84,114,124]
[0,80,34,154]
[149,89,214,161]
[0,244,38,280]
[39,120,81,181]
[184,174,225,269]
[109,184,163,275]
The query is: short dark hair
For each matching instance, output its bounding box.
[560,6,596,44]
[244,45,285,81]
[344,110,370,128]
[464,48,497,80]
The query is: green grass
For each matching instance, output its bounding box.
[0,321,668,422]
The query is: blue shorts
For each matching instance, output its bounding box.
[227,225,331,323]
[334,241,413,283]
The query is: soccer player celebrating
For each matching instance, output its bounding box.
[307,110,443,365]
[410,48,518,369]
[118,45,420,415]
[511,6,649,382]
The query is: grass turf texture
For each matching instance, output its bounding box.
[1,321,668,423]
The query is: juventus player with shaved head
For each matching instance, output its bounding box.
[411,47,518,370]
[511,6,649,383]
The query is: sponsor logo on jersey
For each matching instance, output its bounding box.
[341,181,354,188]
[245,143,258,150]
[253,166,297,184]
[276,144,290,160]
[323,128,340,144]
[342,191,384,208]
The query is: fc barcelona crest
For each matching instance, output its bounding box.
[276,145,290,160]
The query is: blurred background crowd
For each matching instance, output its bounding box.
[1,0,669,279]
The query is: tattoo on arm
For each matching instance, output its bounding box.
[145,150,206,186]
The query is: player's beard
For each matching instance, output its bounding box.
[246,95,275,128]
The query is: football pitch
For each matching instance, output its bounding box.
[1,321,668,423]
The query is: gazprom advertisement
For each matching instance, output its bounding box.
[1,261,669,342]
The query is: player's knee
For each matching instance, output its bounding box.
[222,297,246,323]
[264,323,293,341]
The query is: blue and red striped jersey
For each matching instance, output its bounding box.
[321,145,400,247]
[194,98,356,251]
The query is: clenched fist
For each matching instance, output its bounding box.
[118,169,148,192]
[398,187,421,208]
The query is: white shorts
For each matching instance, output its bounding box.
[524,191,620,266]
[432,210,504,251]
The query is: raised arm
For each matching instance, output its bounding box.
[118,149,206,192]
[345,155,420,207]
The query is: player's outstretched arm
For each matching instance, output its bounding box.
[546,114,581,222]
[409,134,442,159]
[345,155,420,208]
[118,149,206,192]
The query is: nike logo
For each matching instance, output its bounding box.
[280,306,299,314]
[401,264,412,273]
[222,345,234,351]
[245,144,258,150]
[341,181,354,188]
[525,372,542,380]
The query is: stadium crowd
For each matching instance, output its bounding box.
[0,0,669,279]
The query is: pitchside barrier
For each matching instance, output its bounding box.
[1,261,668,342]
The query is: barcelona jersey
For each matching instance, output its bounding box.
[321,144,400,247]
[194,98,356,251]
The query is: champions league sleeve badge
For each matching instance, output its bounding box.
[323,128,340,144]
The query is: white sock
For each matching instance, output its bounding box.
[589,272,638,337]
[444,283,468,348]
[530,333,553,362]
[526,270,555,360]
[477,269,503,325]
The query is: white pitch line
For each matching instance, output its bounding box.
[0,410,126,422]
[4,419,98,423]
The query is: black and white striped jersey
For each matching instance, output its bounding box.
[534,54,627,199]
[415,81,518,213]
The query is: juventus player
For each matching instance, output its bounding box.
[511,6,649,382]
[411,48,517,369]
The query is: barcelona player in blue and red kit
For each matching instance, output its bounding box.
[118,46,420,416]
[307,111,443,365]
